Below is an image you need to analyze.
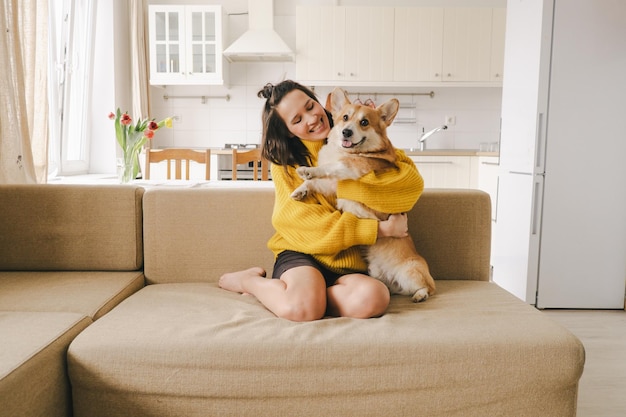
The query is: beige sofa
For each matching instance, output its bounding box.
[0,184,585,417]
[0,185,145,417]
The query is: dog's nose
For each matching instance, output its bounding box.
[342,128,353,138]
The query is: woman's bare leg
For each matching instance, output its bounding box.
[326,274,390,319]
[219,266,327,322]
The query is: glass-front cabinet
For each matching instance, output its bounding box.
[148,5,226,85]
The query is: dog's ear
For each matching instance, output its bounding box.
[324,93,333,113]
[329,87,350,114]
[377,98,400,126]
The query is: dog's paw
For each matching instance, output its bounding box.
[411,288,430,303]
[290,188,307,201]
[296,167,314,180]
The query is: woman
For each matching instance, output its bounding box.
[219,80,424,321]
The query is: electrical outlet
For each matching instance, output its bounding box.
[445,115,456,126]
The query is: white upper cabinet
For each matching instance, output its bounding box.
[442,8,493,82]
[490,8,507,82]
[296,6,394,85]
[148,5,227,85]
[393,8,444,82]
[297,6,505,86]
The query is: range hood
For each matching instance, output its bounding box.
[223,0,294,62]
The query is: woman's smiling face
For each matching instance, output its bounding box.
[276,90,331,141]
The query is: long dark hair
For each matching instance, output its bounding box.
[257,80,332,168]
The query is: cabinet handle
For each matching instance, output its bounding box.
[494,73,500,78]
[481,162,499,166]
[434,73,440,77]
[350,72,355,77]
[337,72,342,76]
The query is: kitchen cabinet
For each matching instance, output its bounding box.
[490,8,506,82]
[442,8,493,82]
[411,156,476,189]
[296,6,394,84]
[477,156,499,221]
[393,7,505,85]
[298,6,505,86]
[393,8,444,83]
[148,5,227,85]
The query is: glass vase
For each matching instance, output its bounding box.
[117,150,139,184]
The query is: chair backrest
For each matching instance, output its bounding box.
[231,148,269,181]
[145,148,211,180]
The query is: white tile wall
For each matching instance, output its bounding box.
[150,63,502,152]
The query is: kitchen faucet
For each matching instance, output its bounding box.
[419,125,448,151]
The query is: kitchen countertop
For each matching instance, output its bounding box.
[403,149,498,157]
[210,148,498,157]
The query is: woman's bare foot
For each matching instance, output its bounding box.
[218,267,266,294]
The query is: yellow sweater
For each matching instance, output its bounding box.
[268,140,424,274]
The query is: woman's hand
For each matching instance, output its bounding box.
[378,213,409,238]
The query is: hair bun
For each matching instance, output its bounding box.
[258,83,274,100]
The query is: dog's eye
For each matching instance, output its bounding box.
[360,119,369,127]
[342,114,349,121]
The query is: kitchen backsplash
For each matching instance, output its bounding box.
[149,62,502,152]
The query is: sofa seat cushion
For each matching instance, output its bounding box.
[0,271,144,320]
[68,281,584,417]
[0,311,91,417]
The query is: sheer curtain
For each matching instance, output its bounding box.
[130,0,151,123]
[0,0,49,184]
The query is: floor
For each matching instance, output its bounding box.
[542,309,626,417]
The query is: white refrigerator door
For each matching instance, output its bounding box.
[492,0,553,303]
[492,171,537,302]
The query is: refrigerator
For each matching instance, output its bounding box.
[492,0,626,309]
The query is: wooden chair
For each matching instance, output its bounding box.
[144,148,211,180]
[231,148,269,181]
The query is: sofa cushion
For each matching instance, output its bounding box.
[68,282,584,417]
[0,184,144,271]
[0,311,91,417]
[0,271,144,320]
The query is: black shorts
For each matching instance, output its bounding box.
[272,250,341,287]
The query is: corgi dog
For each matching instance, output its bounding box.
[291,87,436,302]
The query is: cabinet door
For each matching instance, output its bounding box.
[477,156,499,220]
[185,6,224,83]
[296,6,394,83]
[412,156,472,189]
[150,6,186,84]
[490,8,506,82]
[342,7,394,82]
[442,8,493,82]
[296,6,337,81]
[149,5,225,85]
[393,8,444,82]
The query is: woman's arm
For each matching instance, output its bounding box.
[336,149,424,214]
[270,164,379,257]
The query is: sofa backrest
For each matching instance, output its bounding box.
[143,187,277,284]
[142,187,491,284]
[0,185,144,271]
[408,189,491,281]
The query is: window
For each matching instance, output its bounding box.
[48,0,97,176]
